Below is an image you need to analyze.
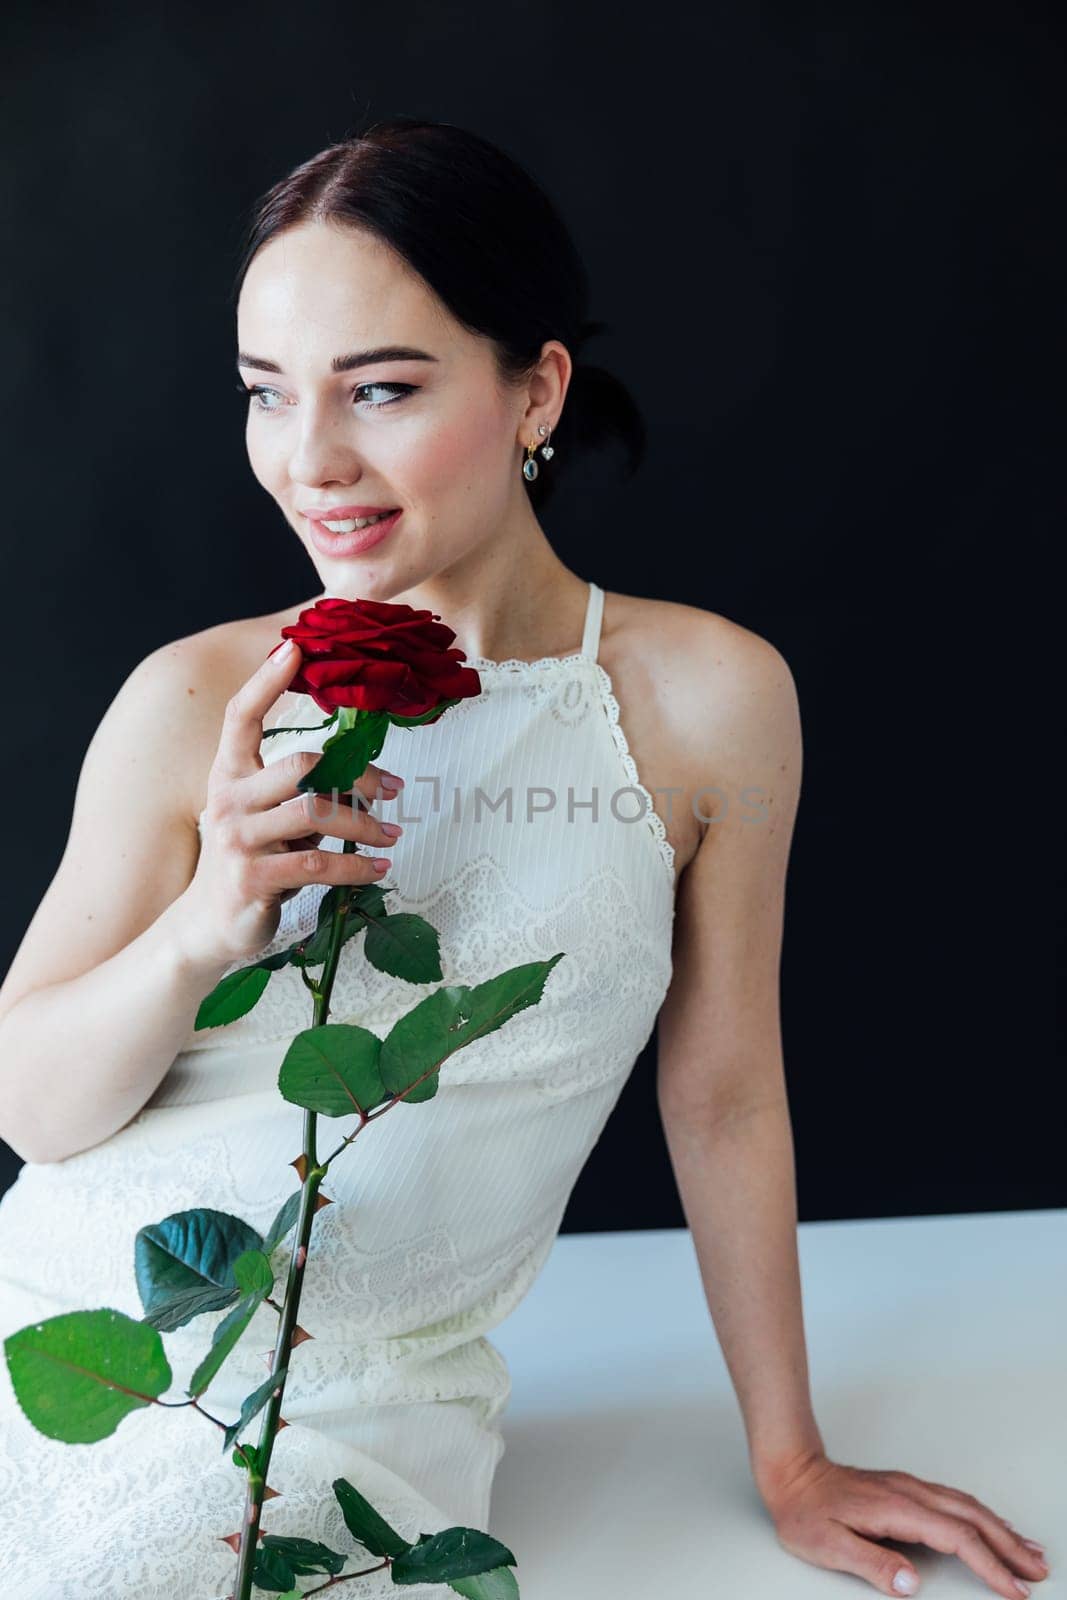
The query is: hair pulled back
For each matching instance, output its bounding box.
[232,117,645,510]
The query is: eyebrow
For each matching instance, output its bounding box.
[235,345,440,375]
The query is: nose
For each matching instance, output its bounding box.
[287,403,362,490]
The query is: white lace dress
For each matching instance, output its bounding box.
[0,581,677,1597]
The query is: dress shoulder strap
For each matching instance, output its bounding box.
[580,581,605,664]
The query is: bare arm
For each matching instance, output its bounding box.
[656,624,1051,1600]
[655,623,822,1497]
[0,903,234,1166]
[660,1095,823,1496]
[0,633,400,1166]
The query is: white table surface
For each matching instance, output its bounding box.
[488,1211,1066,1599]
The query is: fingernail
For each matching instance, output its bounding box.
[1022,1542,1045,1555]
[893,1572,918,1595]
[274,638,295,659]
[381,771,404,789]
[380,822,403,837]
[1015,1582,1031,1597]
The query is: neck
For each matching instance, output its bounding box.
[315,499,591,663]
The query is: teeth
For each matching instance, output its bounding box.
[321,511,394,533]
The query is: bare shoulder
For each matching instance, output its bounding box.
[601,589,802,870]
[612,589,798,736]
[149,594,317,827]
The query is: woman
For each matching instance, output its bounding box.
[0,119,1047,1599]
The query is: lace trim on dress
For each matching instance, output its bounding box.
[462,652,678,887]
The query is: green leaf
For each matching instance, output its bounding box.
[460,956,565,1039]
[347,880,390,919]
[261,1190,302,1257]
[232,1250,274,1294]
[186,1318,254,1385]
[378,987,455,1103]
[135,1208,265,1332]
[4,1307,172,1443]
[332,1477,412,1558]
[297,715,389,797]
[187,1251,274,1399]
[194,964,271,1030]
[231,1438,264,1472]
[290,879,391,968]
[278,1023,388,1117]
[364,912,442,983]
[260,1536,347,1577]
[391,1527,517,1586]
[225,1363,286,1452]
[295,887,359,966]
[379,955,564,1104]
[449,1565,521,1599]
[251,1544,298,1591]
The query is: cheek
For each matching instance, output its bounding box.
[405,403,512,494]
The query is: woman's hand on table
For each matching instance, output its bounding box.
[758,1447,1050,1598]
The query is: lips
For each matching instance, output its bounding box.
[302,505,399,520]
[306,508,403,558]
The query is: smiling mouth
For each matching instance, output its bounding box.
[316,510,398,532]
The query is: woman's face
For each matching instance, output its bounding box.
[236,219,552,600]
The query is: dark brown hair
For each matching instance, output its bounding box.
[231,117,646,510]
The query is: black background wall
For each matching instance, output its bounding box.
[1,2,1061,1226]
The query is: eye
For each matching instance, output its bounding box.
[354,382,416,409]
[234,382,286,414]
[233,381,416,414]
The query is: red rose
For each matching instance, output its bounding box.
[275,596,482,721]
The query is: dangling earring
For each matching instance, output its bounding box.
[522,423,555,481]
